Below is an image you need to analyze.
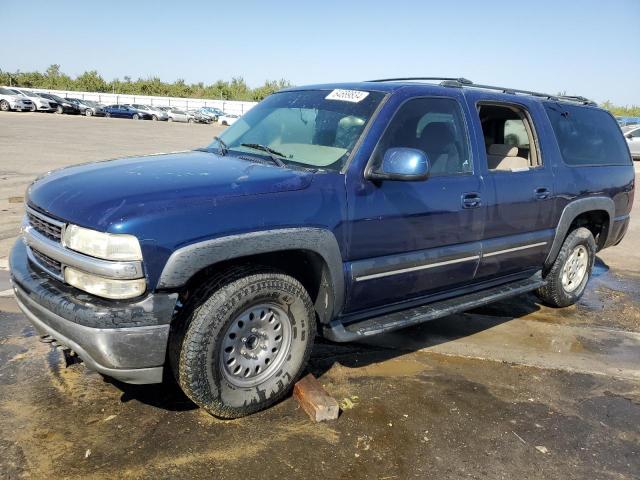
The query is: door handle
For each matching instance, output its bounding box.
[534,187,550,200]
[462,192,482,209]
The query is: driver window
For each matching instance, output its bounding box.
[373,98,472,176]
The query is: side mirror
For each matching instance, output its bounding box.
[366,147,430,181]
[626,133,633,139]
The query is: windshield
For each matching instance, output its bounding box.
[208,89,385,171]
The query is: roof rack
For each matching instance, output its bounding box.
[366,77,597,106]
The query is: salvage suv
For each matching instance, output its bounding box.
[10,78,635,418]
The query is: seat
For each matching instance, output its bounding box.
[416,122,461,175]
[487,144,530,171]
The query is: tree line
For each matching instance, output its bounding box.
[0,65,291,102]
[1,65,638,114]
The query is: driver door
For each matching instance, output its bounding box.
[344,95,486,313]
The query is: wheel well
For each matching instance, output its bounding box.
[177,250,334,324]
[568,210,609,250]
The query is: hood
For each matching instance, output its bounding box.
[27,150,314,230]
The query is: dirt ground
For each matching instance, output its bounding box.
[0,112,638,479]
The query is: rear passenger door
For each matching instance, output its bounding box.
[469,98,556,280]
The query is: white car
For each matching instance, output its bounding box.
[623,126,640,160]
[218,113,240,126]
[8,88,57,112]
[0,87,34,112]
[129,104,168,121]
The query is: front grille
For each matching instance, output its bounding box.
[28,211,62,242]
[31,248,63,277]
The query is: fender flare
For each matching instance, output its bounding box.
[157,228,345,315]
[544,196,615,269]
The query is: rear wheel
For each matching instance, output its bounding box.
[536,227,596,307]
[55,105,63,114]
[85,109,93,117]
[0,100,9,111]
[168,116,173,122]
[152,115,158,121]
[188,118,194,124]
[173,270,316,418]
[105,112,111,118]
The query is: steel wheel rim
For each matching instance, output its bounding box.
[561,245,588,292]
[220,303,292,388]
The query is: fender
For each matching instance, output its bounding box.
[544,196,615,269]
[156,228,345,315]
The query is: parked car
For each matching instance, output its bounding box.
[201,107,225,121]
[623,126,640,160]
[65,98,106,117]
[218,113,240,126]
[616,116,640,128]
[128,104,168,121]
[9,88,57,112]
[188,109,213,124]
[103,104,152,120]
[194,107,219,122]
[0,87,34,111]
[166,108,195,123]
[37,94,81,114]
[9,78,634,419]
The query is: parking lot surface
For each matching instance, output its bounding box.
[0,112,639,479]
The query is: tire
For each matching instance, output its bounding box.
[132,113,139,120]
[30,104,37,112]
[0,100,9,111]
[173,270,316,418]
[188,118,194,124]
[105,112,111,118]
[221,121,228,126]
[151,115,158,121]
[168,117,173,122]
[55,105,63,114]
[536,227,596,307]
[85,109,93,117]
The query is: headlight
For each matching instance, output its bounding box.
[63,224,142,261]
[65,267,146,299]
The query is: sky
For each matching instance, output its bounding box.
[1,0,639,105]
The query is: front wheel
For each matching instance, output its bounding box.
[30,104,37,112]
[151,115,158,121]
[55,105,63,114]
[0,100,9,111]
[132,113,139,120]
[105,112,111,118]
[536,227,596,307]
[173,271,316,418]
[85,109,93,117]
[187,118,194,124]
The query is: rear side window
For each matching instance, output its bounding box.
[544,103,631,166]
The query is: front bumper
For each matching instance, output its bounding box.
[9,238,178,384]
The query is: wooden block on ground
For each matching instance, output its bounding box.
[293,373,339,422]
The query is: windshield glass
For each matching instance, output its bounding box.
[208,89,385,171]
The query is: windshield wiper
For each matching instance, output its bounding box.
[240,143,287,167]
[214,136,228,156]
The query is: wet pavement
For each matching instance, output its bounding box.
[0,113,639,479]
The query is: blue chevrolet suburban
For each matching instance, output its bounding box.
[9,78,635,418]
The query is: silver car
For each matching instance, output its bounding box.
[9,88,57,112]
[129,104,168,121]
[166,108,196,123]
[0,87,34,111]
[624,126,640,160]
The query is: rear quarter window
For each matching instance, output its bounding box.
[544,103,631,166]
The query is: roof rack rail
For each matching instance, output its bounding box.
[366,77,597,106]
[367,77,474,86]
